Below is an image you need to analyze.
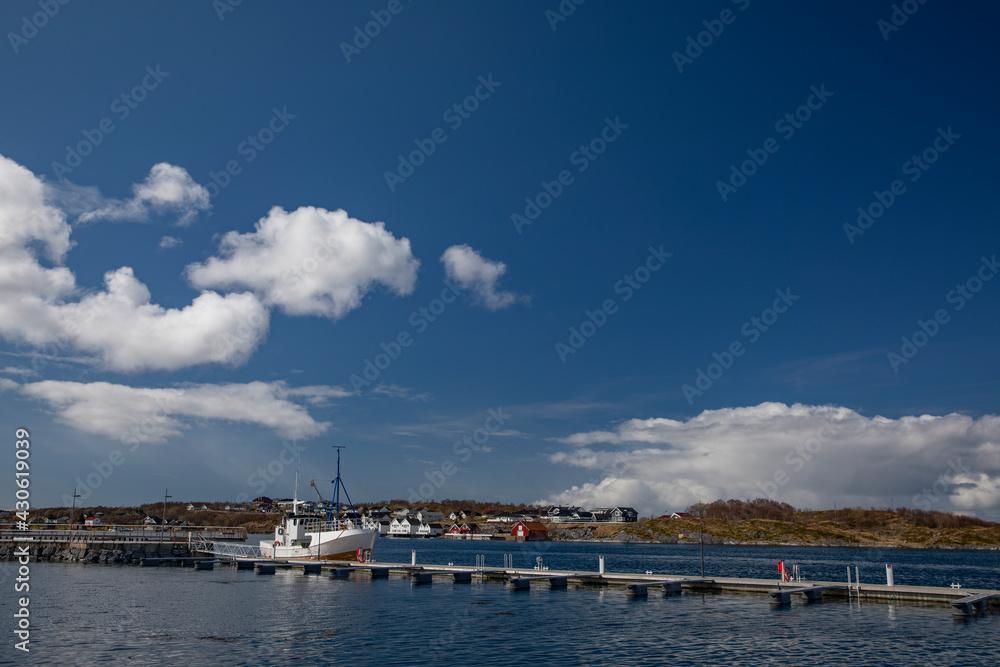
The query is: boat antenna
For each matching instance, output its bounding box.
[329,445,358,523]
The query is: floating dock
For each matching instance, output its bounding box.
[176,552,1000,617]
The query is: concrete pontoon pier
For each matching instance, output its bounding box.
[180,553,1000,615]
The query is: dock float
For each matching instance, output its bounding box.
[951,593,1000,616]
[624,578,715,597]
[508,575,570,590]
[769,585,844,606]
[168,556,1000,615]
[412,570,473,584]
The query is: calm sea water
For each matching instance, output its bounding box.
[2,539,997,666]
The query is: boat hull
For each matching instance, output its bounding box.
[260,528,377,560]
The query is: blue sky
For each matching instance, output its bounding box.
[1,1,999,518]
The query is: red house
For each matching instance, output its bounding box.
[511,521,548,541]
[448,523,479,535]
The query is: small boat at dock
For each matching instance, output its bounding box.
[259,447,377,561]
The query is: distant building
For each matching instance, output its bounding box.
[545,506,595,523]
[417,523,444,537]
[416,509,444,523]
[590,507,639,523]
[448,523,479,535]
[511,521,548,541]
[389,518,419,536]
[84,516,102,526]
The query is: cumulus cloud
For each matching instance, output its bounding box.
[186,206,420,318]
[0,378,18,392]
[0,153,267,372]
[76,163,211,226]
[20,380,334,442]
[540,402,1000,517]
[159,235,182,249]
[441,244,527,310]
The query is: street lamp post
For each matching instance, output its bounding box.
[161,489,171,543]
[69,488,81,529]
[700,518,705,578]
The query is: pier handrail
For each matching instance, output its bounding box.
[0,525,248,543]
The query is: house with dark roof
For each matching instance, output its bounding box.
[590,507,639,523]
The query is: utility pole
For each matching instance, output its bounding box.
[161,489,171,543]
[69,488,81,529]
[700,517,706,578]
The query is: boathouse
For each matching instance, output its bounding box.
[511,521,548,541]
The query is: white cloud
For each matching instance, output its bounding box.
[57,267,269,372]
[1,366,36,377]
[76,163,211,226]
[277,384,353,405]
[371,383,432,402]
[186,206,420,318]
[0,153,267,372]
[441,244,527,310]
[20,380,333,442]
[0,378,18,392]
[159,235,182,249]
[540,402,1000,517]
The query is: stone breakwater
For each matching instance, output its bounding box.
[0,542,192,563]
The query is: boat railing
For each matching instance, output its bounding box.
[296,518,358,533]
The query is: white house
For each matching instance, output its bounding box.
[84,516,101,526]
[416,523,443,537]
[363,516,392,535]
[389,518,419,536]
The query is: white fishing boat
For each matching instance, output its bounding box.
[259,447,377,561]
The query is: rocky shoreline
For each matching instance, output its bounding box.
[1,542,192,563]
[546,526,1000,550]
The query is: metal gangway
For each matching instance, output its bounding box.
[191,534,262,560]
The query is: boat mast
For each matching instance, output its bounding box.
[329,445,358,523]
